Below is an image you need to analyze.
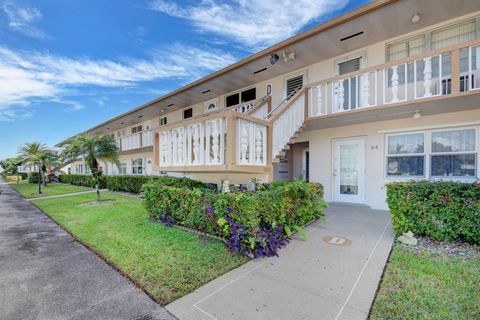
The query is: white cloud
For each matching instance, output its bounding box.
[0,44,237,121]
[148,0,349,49]
[2,2,51,40]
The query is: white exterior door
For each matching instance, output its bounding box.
[333,138,366,203]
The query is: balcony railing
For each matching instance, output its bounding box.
[153,110,270,171]
[307,40,480,117]
[117,129,153,151]
[149,41,480,170]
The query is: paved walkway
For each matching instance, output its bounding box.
[167,203,394,320]
[0,180,175,320]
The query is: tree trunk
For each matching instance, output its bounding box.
[96,175,100,202]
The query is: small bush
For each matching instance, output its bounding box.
[28,172,42,184]
[143,179,327,257]
[386,181,480,245]
[59,174,212,194]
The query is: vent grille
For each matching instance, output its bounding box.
[338,58,360,75]
[286,75,303,98]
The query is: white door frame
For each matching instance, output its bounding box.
[332,137,366,204]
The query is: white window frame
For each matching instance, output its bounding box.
[132,125,143,134]
[334,51,367,76]
[429,126,478,179]
[283,70,308,100]
[385,126,479,181]
[385,131,426,179]
[183,108,193,119]
[160,116,167,126]
[132,158,143,175]
[118,161,127,175]
[386,16,480,62]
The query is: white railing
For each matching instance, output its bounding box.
[309,44,480,117]
[117,129,153,151]
[142,130,153,147]
[272,94,305,159]
[461,45,480,92]
[160,118,226,167]
[236,119,267,166]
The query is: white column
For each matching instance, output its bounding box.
[362,73,370,107]
[316,85,322,116]
[337,81,345,111]
[255,125,263,165]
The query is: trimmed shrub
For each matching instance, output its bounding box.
[386,181,480,245]
[59,174,106,188]
[143,179,327,257]
[59,174,211,194]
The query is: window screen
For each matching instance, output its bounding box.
[338,58,361,75]
[387,36,426,61]
[431,20,476,50]
[286,75,303,98]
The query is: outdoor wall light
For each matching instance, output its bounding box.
[270,53,279,65]
[282,50,295,62]
[411,13,421,24]
[413,109,422,119]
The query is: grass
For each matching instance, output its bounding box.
[370,246,480,320]
[9,182,91,199]
[2,175,25,183]
[31,192,248,304]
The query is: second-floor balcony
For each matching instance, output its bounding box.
[117,129,153,152]
[152,40,480,173]
[307,40,480,117]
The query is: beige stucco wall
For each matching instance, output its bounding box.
[297,109,480,210]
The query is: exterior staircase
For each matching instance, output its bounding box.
[266,88,308,163]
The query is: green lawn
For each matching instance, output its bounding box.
[9,182,91,199]
[370,246,480,320]
[31,192,248,304]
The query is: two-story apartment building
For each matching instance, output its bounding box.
[65,0,480,209]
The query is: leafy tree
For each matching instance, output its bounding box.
[59,132,119,201]
[0,157,23,174]
[17,142,56,184]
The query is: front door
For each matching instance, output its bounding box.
[333,138,366,203]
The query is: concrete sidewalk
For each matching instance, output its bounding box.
[167,203,394,320]
[0,180,175,320]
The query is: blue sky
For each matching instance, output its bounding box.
[0,0,370,159]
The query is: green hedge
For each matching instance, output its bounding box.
[386,181,480,245]
[59,174,210,194]
[59,174,106,188]
[143,179,327,257]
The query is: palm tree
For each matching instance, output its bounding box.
[17,142,50,184]
[59,132,119,201]
[38,149,58,186]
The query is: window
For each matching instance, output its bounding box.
[204,98,218,112]
[225,87,256,108]
[132,125,142,134]
[285,75,303,98]
[183,108,193,119]
[132,158,143,175]
[118,161,127,175]
[431,129,476,177]
[386,127,478,179]
[386,18,478,61]
[386,133,425,177]
[338,58,361,75]
[160,117,167,126]
[241,88,256,102]
[386,35,426,61]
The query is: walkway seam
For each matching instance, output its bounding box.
[25,189,109,201]
[334,220,390,320]
[193,260,270,320]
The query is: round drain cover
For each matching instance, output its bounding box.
[323,236,352,246]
